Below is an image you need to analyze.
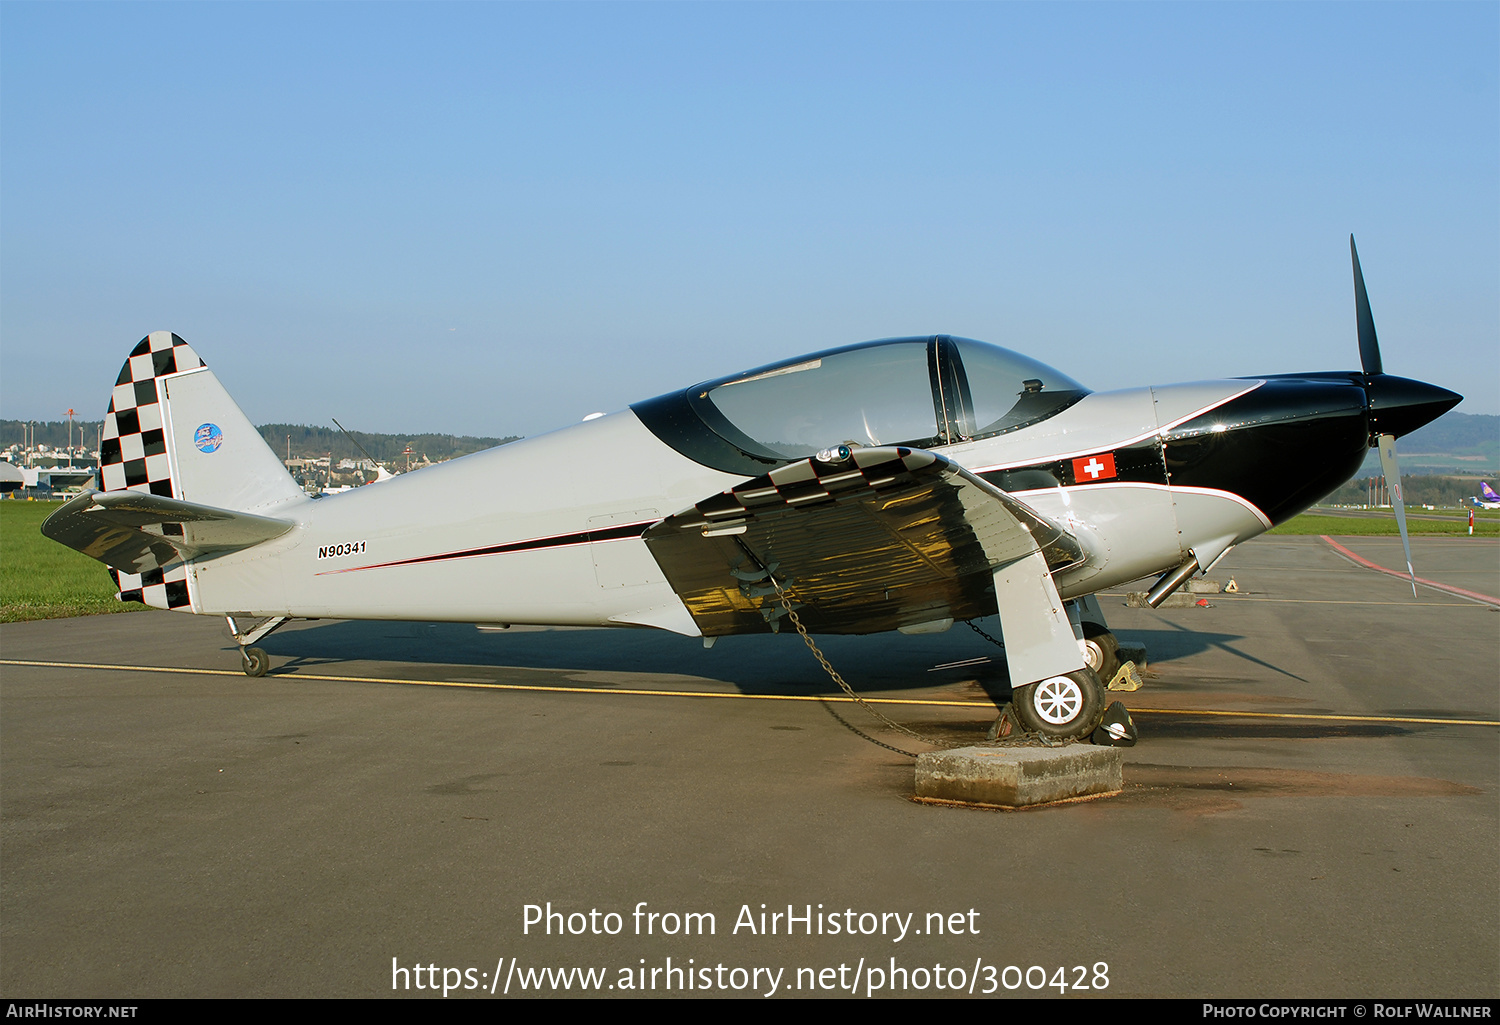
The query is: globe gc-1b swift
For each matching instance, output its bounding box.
[42,239,1460,741]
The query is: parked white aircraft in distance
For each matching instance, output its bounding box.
[42,239,1460,742]
[1470,483,1500,510]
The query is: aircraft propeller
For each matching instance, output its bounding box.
[1350,235,1443,597]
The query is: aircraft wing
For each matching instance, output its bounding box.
[40,489,295,575]
[643,446,1084,636]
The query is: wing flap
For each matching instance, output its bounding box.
[41,490,295,574]
[643,446,1082,636]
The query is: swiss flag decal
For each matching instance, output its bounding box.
[1072,452,1117,482]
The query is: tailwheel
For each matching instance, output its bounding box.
[1011,668,1105,740]
[241,647,270,678]
[1081,623,1120,686]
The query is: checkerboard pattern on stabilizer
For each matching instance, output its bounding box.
[99,332,205,610]
[109,564,191,610]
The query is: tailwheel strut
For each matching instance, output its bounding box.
[226,615,290,677]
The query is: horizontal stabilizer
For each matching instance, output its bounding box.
[41,489,294,575]
[644,446,1083,636]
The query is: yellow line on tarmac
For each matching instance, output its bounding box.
[0,658,988,708]
[1126,706,1499,727]
[3,659,1496,727]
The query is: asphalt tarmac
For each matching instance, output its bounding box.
[2,535,1496,999]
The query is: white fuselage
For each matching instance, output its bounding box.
[185,379,1269,635]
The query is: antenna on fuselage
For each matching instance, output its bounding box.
[332,418,383,481]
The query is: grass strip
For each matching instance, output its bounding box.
[1268,513,1500,536]
[0,500,145,622]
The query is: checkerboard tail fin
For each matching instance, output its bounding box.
[72,331,306,608]
[97,331,303,510]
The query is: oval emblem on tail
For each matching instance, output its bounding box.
[194,423,223,453]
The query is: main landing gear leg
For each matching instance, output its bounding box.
[992,552,1106,741]
[226,615,290,678]
[1070,595,1121,686]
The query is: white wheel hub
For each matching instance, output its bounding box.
[1032,676,1084,725]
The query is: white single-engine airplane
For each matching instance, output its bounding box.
[43,239,1460,741]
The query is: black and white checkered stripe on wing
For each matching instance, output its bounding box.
[697,446,946,520]
[99,332,205,497]
[109,564,191,610]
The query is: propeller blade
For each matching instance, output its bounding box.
[1351,235,1382,376]
[1375,433,1416,597]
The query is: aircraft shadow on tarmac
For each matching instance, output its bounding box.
[239,617,1307,700]
[242,618,1009,698]
[235,621,1453,746]
[1121,627,1308,684]
[1140,719,1412,741]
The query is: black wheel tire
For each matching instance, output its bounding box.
[1082,623,1121,686]
[241,647,270,678]
[1011,668,1105,740]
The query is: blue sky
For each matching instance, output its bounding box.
[3,2,1495,438]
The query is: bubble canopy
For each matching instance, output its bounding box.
[632,336,1090,476]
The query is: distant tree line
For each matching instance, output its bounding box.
[0,419,518,464]
[256,424,519,464]
[1322,474,1493,508]
[0,420,105,450]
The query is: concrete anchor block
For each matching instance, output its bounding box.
[914,744,1124,809]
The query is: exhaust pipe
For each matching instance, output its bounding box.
[1146,555,1200,608]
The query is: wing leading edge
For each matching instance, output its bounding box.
[643,446,1083,637]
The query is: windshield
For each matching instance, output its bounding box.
[950,338,1088,440]
[634,336,1090,474]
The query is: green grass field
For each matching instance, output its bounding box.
[0,500,146,622]
[1267,508,1500,536]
